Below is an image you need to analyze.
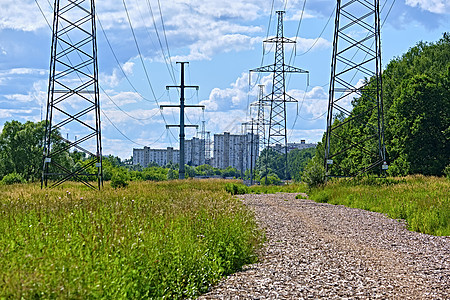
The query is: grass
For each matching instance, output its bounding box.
[225,181,307,195]
[307,175,450,236]
[0,179,262,298]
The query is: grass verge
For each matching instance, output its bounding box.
[0,179,262,298]
[307,175,449,236]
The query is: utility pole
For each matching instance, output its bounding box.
[324,0,387,178]
[42,0,102,190]
[250,11,309,180]
[161,62,203,179]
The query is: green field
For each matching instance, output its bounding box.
[0,179,262,298]
[307,175,450,236]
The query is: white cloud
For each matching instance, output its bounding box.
[0,0,50,31]
[288,86,329,118]
[172,34,262,61]
[0,108,35,118]
[405,0,450,14]
[286,10,317,21]
[122,62,134,75]
[200,72,259,111]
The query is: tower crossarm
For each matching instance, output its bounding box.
[251,64,308,74]
[264,36,296,44]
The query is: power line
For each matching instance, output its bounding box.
[122,0,178,142]
[296,6,335,57]
[142,0,177,84]
[97,16,159,104]
[157,0,176,81]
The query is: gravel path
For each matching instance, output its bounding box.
[199,193,450,299]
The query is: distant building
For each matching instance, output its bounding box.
[270,140,317,153]
[185,137,206,166]
[213,132,259,174]
[132,138,205,168]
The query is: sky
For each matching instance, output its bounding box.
[0,0,449,159]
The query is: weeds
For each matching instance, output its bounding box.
[308,175,450,236]
[0,179,262,298]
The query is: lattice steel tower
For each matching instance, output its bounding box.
[250,11,308,177]
[251,84,269,153]
[42,0,102,189]
[324,0,387,177]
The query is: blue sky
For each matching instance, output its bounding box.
[1,0,449,159]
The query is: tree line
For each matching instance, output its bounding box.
[0,119,315,184]
[306,33,449,180]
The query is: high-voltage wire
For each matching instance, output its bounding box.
[122,0,178,141]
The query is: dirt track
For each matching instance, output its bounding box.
[199,193,450,299]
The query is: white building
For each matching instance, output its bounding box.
[132,138,205,168]
[213,132,259,173]
[271,140,317,153]
[185,137,206,166]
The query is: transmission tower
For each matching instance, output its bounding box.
[324,0,387,178]
[250,11,309,178]
[42,0,102,189]
[251,84,269,153]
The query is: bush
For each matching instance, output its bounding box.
[302,159,325,188]
[110,171,129,189]
[1,172,26,185]
[444,164,450,178]
[225,183,248,195]
[260,174,282,185]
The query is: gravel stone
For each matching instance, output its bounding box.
[199,193,450,299]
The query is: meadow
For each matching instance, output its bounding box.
[307,175,450,236]
[0,179,262,298]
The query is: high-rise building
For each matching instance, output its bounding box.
[213,132,258,174]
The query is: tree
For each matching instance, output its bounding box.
[288,148,316,181]
[0,120,69,181]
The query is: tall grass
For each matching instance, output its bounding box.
[0,179,262,298]
[308,175,450,236]
[225,182,307,195]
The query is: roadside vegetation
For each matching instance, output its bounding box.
[0,180,262,298]
[306,176,449,236]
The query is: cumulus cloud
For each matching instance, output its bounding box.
[405,0,450,14]
[0,0,50,31]
[200,72,266,111]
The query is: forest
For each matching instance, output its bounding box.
[308,33,450,178]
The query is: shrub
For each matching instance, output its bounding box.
[302,159,325,188]
[444,164,450,178]
[260,174,282,186]
[110,171,129,189]
[1,172,26,185]
[225,183,248,195]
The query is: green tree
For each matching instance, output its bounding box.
[387,74,449,175]
[287,147,316,181]
[0,120,69,181]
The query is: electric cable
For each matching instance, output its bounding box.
[122,0,178,142]
[143,0,177,84]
